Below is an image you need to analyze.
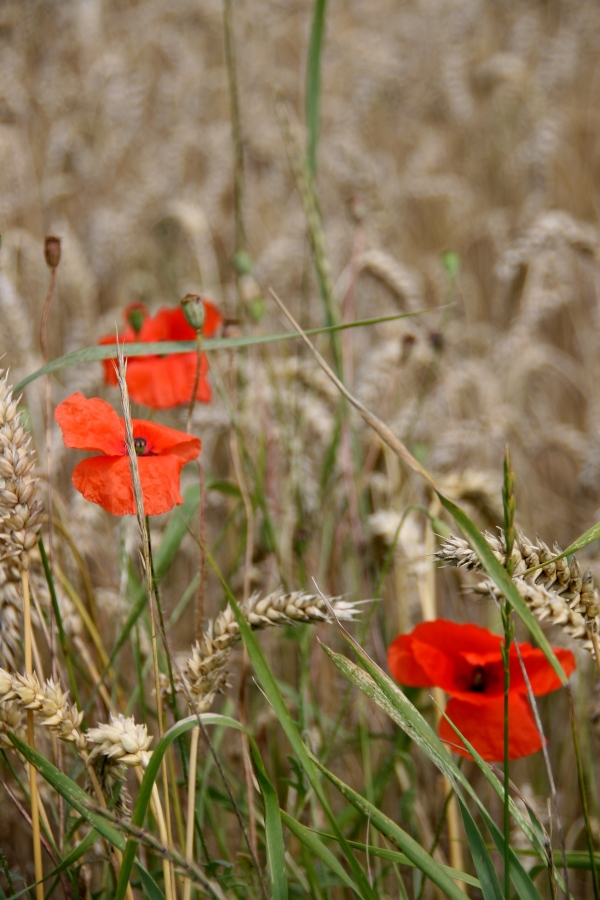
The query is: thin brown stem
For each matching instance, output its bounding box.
[40,266,58,682]
[186,332,203,433]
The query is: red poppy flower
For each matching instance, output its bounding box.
[55,393,201,516]
[388,620,575,761]
[99,301,223,409]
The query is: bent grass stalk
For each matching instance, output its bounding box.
[114,343,175,900]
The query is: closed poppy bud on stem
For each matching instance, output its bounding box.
[180,293,205,332]
[44,236,61,269]
[125,301,147,337]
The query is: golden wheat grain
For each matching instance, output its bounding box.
[437,530,600,653]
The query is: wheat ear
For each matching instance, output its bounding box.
[0,371,45,899]
[437,530,600,663]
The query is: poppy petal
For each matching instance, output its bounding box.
[388,621,503,698]
[126,354,211,408]
[509,644,576,695]
[202,300,223,337]
[55,394,125,455]
[439,694,542,761]
[387,634,432,686]
[131,418,201,461]
[72,454,187,516]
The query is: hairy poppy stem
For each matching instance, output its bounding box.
[186,331,203,433]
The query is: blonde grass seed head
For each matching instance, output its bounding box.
[0,370,43,565]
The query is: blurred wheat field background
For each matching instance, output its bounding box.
[2,0,600,897]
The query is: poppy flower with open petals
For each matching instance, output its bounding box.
[55,393,201,516]
[388,620,575,761]
[99,300,223,409]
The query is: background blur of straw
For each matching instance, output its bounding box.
[3,0,600,895]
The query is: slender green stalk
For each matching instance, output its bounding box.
[567,685,600,900]
[501,447,516,898]
[38,537,80,707]
[502,613,512,900]
[306,0,328,177]
[223,0,246,255]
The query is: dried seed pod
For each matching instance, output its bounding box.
[44,236,61,268]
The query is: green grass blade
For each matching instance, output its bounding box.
[524,520,600,575]
[280,810,361,895]
[457,798,503,900]
[14,311,432,393]
[320,644,547,873]
[8,732,126,851]
[227,595,378,900]
[311,757,469,900]
[306,0,327,176]
[439,710,563,900]
[436,493,568,685]
[311,833,481,888]
[136,863,167,900]
[323,646,546,899]
[115,713,286,900]
[6,831,98,900]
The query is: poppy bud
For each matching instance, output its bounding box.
[180,293,205,332]
[125,301,147,337]
[44,235,61,268]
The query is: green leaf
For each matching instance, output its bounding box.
[14,311,433,393]
[311,758,470,900]
[311,832,481,888]
[136,863,166,900]
[8,732,126,851]
[115,714,286,900]
[439,708,552,900]
[458,798,503,900]
[523,520,600,575]
[280,810,361,895]
[320,643,548,891]
[306,0,328,175]
[227,594,379,900]
[7,832,98,900]
[436,492,568,685]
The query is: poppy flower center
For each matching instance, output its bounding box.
[470,665,487,693]
[134,437,147,455]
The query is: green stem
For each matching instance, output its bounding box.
[502,602,512,900]
[567,685,600,900]
[38,536,80,708]
[223,0,246,255]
